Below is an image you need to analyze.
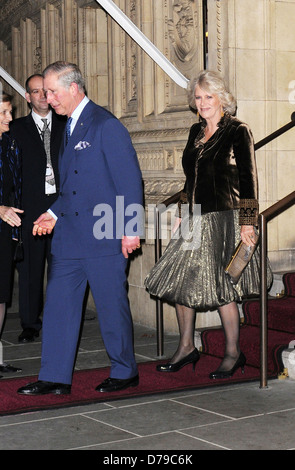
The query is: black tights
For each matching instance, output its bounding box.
[171,301,240,371]
[169,304,196,364]
[216,302,241,371]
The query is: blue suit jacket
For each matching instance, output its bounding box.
[50,100,143,258]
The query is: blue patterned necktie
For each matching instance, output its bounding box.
[66,117,72,145]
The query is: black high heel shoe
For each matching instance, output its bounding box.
[156,348,200,373]
[209,352,246,380]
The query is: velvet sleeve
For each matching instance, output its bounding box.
[233,123,259,225]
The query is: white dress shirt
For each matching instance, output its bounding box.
[48,95,90,220]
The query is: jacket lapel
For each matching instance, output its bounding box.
[25,114,44,146]
[59,101,95,176]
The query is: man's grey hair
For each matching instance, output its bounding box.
[43,61,85,92]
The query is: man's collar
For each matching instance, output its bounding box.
[68,95,90,132]
[70,96,90,122]
[31,109,52,124]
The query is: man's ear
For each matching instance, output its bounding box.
[69,82,79,97]
[25,92,31,104]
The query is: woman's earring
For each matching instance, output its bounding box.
[221,108,224,118]
[196,111,199,119]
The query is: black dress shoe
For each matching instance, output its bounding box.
[95,375,139,392]
[156,348,200,373]
[0,363,22,373]
[209,352,246,379]
[18,328,39,343]
[17,380,71,395]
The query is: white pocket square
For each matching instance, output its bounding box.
[74,141,91,150]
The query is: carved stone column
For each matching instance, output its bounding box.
[78,5,108,105]
[63,0,78,63]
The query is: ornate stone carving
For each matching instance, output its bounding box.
[34,46,42,72]
[129,0,137,103]
[168,0,198,63]
[216,0,222,72]
[131,127,189,140]
[144,177,184,203]
[0,0,27,23]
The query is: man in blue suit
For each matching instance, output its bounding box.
[18,62,143,395]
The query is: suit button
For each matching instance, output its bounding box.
[74,170,78,174]
[75,212,79,216]
[61,213,64,217]
[73,191,76,195]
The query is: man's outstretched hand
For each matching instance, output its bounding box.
[33,212,56,236]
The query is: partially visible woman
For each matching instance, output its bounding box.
[0,92,23,374]
[145,70,272,379]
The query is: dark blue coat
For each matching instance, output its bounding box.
[50,100,143,259]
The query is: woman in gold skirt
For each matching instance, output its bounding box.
[145,70,272,379]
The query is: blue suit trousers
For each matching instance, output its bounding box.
[38,254,138,384]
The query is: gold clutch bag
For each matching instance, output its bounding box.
[225,232,259,285]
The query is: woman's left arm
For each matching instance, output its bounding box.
[233,123,259,246]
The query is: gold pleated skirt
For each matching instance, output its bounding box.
[145,210,273,311]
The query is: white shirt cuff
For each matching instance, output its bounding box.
[47,209,58,220]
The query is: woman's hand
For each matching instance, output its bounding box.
[240,225,256,247]
[0,205,23,227]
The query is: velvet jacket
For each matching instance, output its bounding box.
[0,133,21,238]
[178,114,259,225]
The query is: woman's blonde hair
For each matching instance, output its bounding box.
[188,70,237,115]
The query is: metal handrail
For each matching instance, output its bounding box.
[154,191,182,357]
[254,112,295,151]
[259,191,295,388]
[153,113,295,359]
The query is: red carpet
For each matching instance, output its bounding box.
[0,357,265,417]
[1,272,294,417]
